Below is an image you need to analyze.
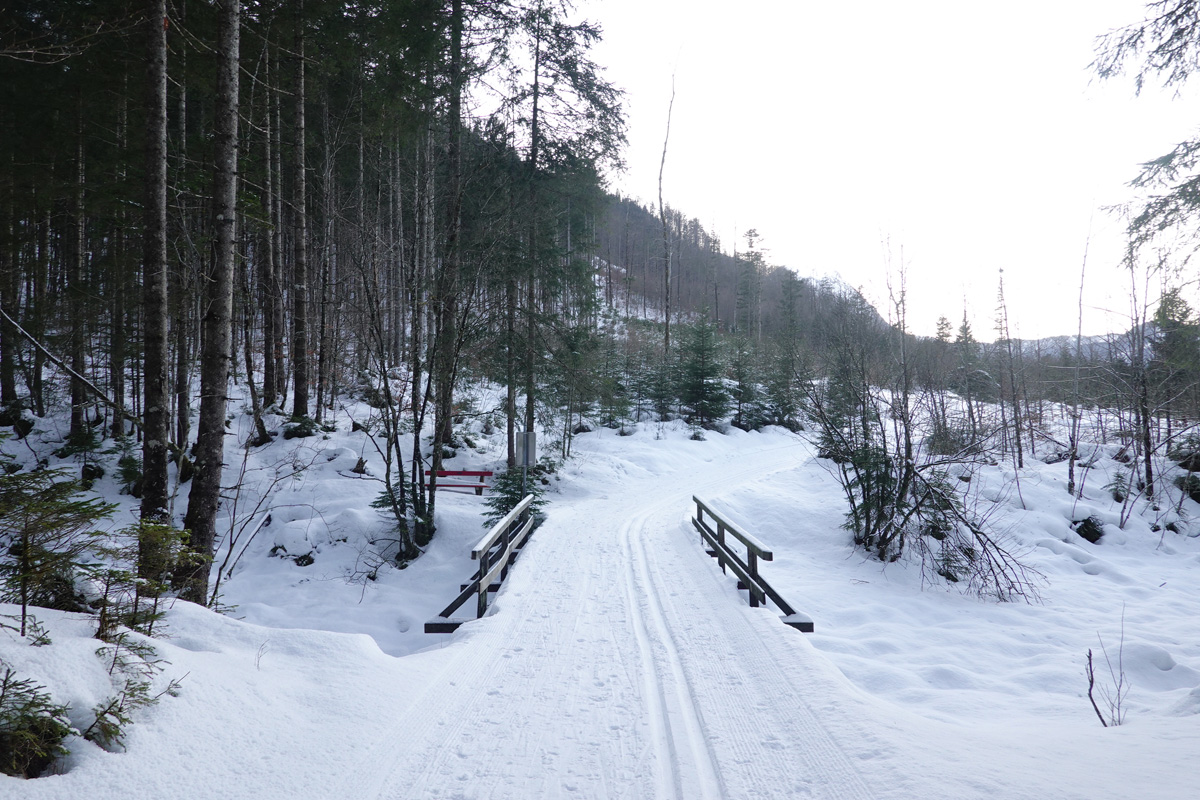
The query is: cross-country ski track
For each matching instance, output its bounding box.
[345,440,881,800]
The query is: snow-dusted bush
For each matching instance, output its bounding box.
[0,666,72,778]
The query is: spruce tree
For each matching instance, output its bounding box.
[679,316,728,427]
[0,468,115,636]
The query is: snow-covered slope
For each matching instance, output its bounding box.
[5,417,1198,798]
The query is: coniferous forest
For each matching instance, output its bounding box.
[2,2,1200,616]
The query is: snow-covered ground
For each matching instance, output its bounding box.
[3,405,1198,798]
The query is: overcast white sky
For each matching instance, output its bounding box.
[590,0,1200,339]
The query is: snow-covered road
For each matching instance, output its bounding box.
[348,440,889,800]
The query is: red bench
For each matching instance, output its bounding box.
[423,470,493,495]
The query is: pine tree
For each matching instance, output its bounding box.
[728,335,762,430]
[679,315,728,427]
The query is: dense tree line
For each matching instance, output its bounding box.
[0,0,626,602]
[3,0,1200,609]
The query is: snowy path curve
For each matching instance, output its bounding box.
[350,438,888,800]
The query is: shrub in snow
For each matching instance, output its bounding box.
[1167,432,1200,472]
[0,468,115,636]
[85,631,180,753]
[803,309,1038,600]
[1073,516,1105,544]
[282,416,318,440]
[1173,474,1200,504]
[92,522,193,639]
[0,666,73,778]
[271,521,316,565]
[1105,473,1129,504]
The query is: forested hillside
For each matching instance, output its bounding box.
[3,0,1200,606]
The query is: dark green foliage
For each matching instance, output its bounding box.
[483,469,546,528]
[803,289,1036,600]
[728,336,766,431]
[1167,432,1200,470]
[595,322,632,427]
[644,357,677,421]
[370,487,418,561]
[115,439,142,498]
[842,443,900,558]
[1105,473,1129,504]
[1074,516,1106,544]
[0,667,72,778]
[93,522,191,639]
[0,469,114,636]
[1174,473,1200,504]
[763,342,805,431]
[53,428,101,461]
[282,416,318,440]
[0,614,51,646]
[679,317,728,427]
[84,631,178,752]
[924,423,976,457]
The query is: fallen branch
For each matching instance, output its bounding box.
[0,302,142,428]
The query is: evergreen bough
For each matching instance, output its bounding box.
[484,469,546,528]
[0,468,115,636]
[0,667,73,778]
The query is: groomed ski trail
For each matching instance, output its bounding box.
[351,437,889,800]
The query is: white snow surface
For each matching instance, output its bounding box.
[3,411,1199,799]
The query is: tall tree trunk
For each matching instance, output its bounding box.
[141,0,171,524]
[658,78,674,354]
[173,2,192,456]
[110,75,130,441]
[271,42,287,404]
[31,201,48,417]
[69,98,87,437]
[181,0,239,604]
[431,0,465,524]
[291,2,310,418]
[524,13,542,438]
[0,150,16,409]
[260,44,279,406]
[506,275,517,468]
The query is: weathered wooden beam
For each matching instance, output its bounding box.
[693,517,766,605]
[424,619,470,634]
[781,614,815,633]
[692,503,815,632]
[472,495,533,558]
[692,496,773,559]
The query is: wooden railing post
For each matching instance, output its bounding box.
[716,521,727,574]
[425,494,537,634]
[501,518,512,581]
[477,548,490,618]
[689,495,814,632]
[748,550,759,607]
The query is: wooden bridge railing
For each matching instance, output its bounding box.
[425,495,536,634]
[691,496,814,632]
